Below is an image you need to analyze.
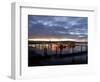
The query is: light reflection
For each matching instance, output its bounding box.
[28,38,87,55]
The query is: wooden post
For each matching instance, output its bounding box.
[44,47,47,56]
[81,45,82,52]
[86,45,88,51]
[59,44,63,56]
[35,43,36,48]
[50,43,52,51]
[67,45,70,54]
[72,47,74,53]
[56,47,58,55]
[39,43,40,49]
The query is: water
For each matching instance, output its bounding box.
[28,43,87,56]
[28,42,88,66]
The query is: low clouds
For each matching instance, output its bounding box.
[28,15,88,39]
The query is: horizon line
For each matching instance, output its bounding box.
[28,38,87,42]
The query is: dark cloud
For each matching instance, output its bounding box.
[28,15,88,39]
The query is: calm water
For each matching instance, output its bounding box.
[28,43,87,56]
[28,43,88,66]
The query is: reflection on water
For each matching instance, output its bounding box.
[29,42,87,56]
[28,41,88,66]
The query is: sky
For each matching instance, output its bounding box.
[28,15,88,40]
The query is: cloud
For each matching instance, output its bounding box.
[28,15,88,39]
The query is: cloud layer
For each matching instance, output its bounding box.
[28,15,88,39]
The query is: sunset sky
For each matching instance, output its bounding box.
[28,15,88,40]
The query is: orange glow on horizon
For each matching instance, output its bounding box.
[28,38,87,42]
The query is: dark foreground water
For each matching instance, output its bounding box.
[28,48,88,66]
